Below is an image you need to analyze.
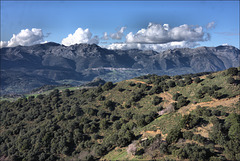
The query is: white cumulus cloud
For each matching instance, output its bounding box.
[110,27,126,40]
[106,22,214,52]
[0,28,44,48]
[125,23,209,44]
[61,28,99,46]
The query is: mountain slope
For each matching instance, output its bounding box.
[0,67,239,160]
[1,43,239,94]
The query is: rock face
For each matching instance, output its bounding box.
[1,43,239,94]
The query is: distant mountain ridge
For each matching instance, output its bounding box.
[1,43,239,94]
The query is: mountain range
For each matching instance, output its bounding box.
[1,42,239,94]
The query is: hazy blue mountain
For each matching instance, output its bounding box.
[1,43,239,94]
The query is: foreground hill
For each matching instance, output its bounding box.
[1,43,239,94]
[0,67,240,161]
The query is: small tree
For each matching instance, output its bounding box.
[173,93,182,101]
[228,123,240,141]
[184,76,192,85]
[194,77,201,83]
[227,77,236,84]
[102,82,114,91]
[177,96,189,108]
[104,100,115,111]
[152,96,163,105]
[227,67,238,76]
[212,92,223,99]
[177,80,185,87]
[100,119,109,130]
[63,89,71,97]
[166,127,182,144]
[167,80,176,88]
[129,82,136,86]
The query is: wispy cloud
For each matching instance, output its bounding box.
[215,32,240,36]
[206,21,216,29]
[101,32,109,40]
[110,27,126,40]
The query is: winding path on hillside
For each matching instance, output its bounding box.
[126,79,148,85]
[141,92,240,138]
[178,95,240,115]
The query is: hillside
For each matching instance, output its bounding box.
[1,43,239,95]
[0,67,240,161]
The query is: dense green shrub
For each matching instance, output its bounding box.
[166,127,182,144]
[173,143,212,160]
[148,86,163,95]
[131,90,145,102]
[152,96,163,105]
[174,75,182,80]
[180,114,201,129]
[227,67,238,76]
[104,100,116,111]
[172,93,182,101]
[97,95,105,101]
[225,113,240,128]
[128,82,136,86]
[194,77,202,83]
[228,123,240,141]
[176,80,185,87]
[118,88,125,92]
[176,96,189,108]
[227,77,236,84]
[184,76,192,85]
[167,80,176,88]
[183,131,194,140]
[192,134,207,144]
[212,92,224,99]
[212,85,220,91]
[102,82,114,91]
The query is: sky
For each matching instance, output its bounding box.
[1,1,239,52]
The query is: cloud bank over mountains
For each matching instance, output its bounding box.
[108,23,210,51]
[108,41,198,51]
[1,22,216,52]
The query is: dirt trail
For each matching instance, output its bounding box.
[126,79,147,84]
[178,95,240,115]
[194,123,213,138]
[140,93,239,139]
[141,129,167,140]
[159,92,175,107]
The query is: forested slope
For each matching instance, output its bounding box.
[0,67,240,161]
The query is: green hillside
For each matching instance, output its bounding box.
[0,67,240,161]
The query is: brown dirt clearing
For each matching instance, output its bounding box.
[178,95,240,115]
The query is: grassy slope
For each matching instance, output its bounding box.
[101,69,240,160]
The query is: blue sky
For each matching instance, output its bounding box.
[1,1,239,51]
